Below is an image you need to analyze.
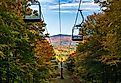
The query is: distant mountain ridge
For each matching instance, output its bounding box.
[50,34,72,46]
[46,34,78,52]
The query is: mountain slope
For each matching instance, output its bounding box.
[47,34,78,52]
[50,34,78,46]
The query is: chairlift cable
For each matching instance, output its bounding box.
[45,26,52,44]
[59,0,62,46]
[41,10,52,44]
[73,0,82,28]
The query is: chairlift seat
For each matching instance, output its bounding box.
[24,16,41,22]
[72,35,83,41]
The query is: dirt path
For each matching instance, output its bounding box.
[49,68,80,83]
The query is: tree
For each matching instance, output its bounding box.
[74,0,121,82]
[0,0,55,82]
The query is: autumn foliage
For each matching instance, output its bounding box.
[35,39,54,62]
[0,0,54,82]
[71,0,121,83]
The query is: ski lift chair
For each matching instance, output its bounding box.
[72,25,83,41]
[23,0,42,22]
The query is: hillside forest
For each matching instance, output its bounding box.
[67,0,121,83]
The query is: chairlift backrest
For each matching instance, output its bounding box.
[23,0,41,22]
[72,27,83,41]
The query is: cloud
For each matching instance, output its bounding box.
[48,2,100,12]
[39,0,54,3]
[40,0,100,13]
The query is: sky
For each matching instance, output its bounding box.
[38,0,101,36]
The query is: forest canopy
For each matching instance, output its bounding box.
[68,0,121,83]
[0,0,55,82]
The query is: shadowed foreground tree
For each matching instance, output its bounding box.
[73,0,121,83]
[0,0,54,82]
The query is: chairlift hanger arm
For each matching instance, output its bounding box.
[72,0,84,41]
[74,10,84,27]
[73,0,84,28]
[79,10,84,25]
[73,0,82,27]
